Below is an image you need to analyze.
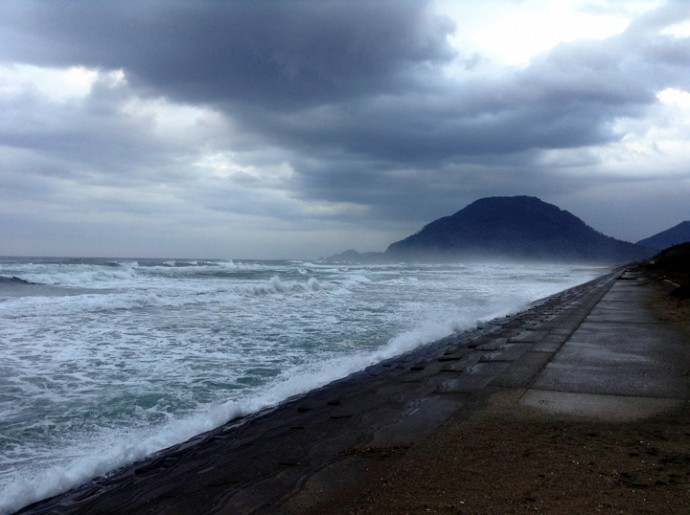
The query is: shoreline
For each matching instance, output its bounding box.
[18,268,690,514]
[17,272,623,514]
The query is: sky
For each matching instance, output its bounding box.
[1,0,689,259]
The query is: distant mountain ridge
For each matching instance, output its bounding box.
[383,196,651,263]
[636,221,690,251]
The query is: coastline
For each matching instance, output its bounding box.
[17,269,690,514]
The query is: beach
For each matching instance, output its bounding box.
[18,268,690,514]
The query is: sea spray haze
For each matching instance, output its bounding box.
[0,257,601,513]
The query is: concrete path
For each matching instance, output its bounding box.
[520,270,690,420]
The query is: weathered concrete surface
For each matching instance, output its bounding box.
[522,272,690,419]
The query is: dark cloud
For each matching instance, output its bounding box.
[0,0,454,109]
[0,0,689,257]
[201,5,689,179]
[2,1,687,164]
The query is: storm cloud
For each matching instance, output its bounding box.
[1,0,689,258]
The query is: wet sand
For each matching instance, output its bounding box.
[19,270,690,514]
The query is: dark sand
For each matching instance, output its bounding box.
[18,271,690,514]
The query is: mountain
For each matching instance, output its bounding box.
[644,242,690,286]
[636,221,690,251]
[385,196,651,263]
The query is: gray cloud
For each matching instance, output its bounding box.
[0,0,454,108]
[0,0,689,257]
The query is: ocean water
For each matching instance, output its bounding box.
[0,257,601,513]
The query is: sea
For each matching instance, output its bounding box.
[0,256,602,513]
